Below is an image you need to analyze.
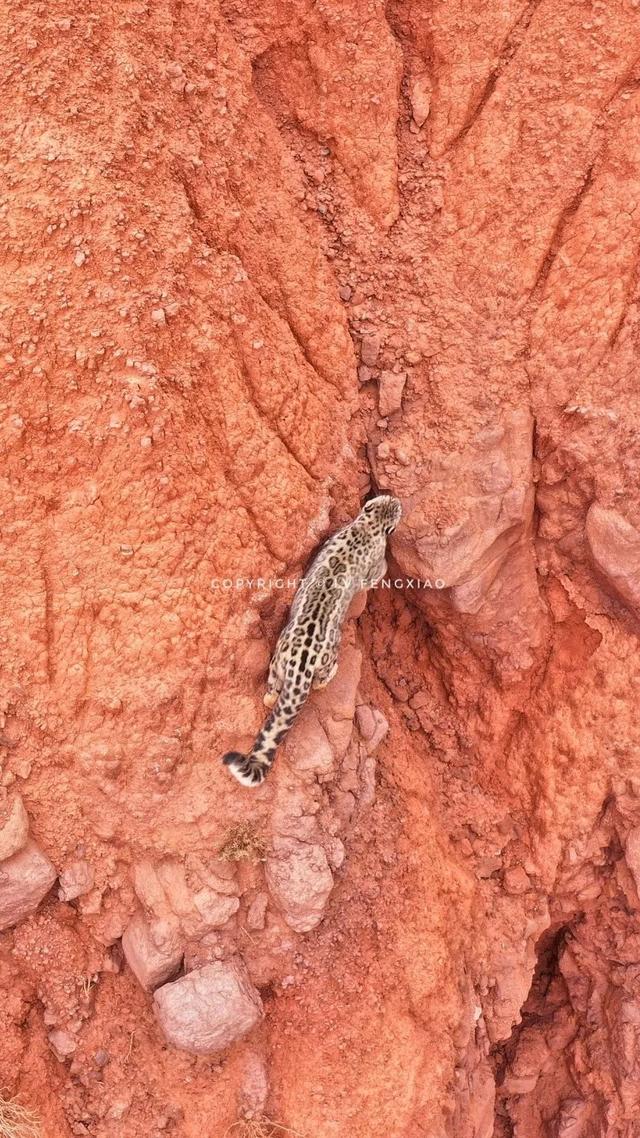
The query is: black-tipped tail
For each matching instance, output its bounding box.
[222,751,270,788]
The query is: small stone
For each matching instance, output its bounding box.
[122,911,184,991]
[405,349,421,364]
[360,333,381,367]
[106,1097,131,1121]
[409,74,431,126]
[378,370,406,417]
[94,1049,110,1068]
[356,705,376,741]
[58,859,94,901]
[74,250,86,267]
[246,892,268,931]
[191,888,240,931]
[502,866,530,895]
[358,366,373,384]
[339,285,352,301]
[153,959,263,1055]
[151,307,166,325]
[0,794,29,861]
[0,840,57,931]
[48,1029,77,1060]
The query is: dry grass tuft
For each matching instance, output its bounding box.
[218,822,267,863]
[224,1118,307,1138]
[0,1093,42,1138]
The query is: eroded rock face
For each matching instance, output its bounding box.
[586,504,640,614]
[153,960,263,1055]
[0,841,57,932]
[3,0,640,1135]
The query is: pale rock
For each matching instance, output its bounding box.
[360,332,381,367]
[0,794,29,861]
[409,74,431,126]
[0,840,57,931]
[153,959,263,1054]
[378,370,406,417]
[625,827,640,895]
[191,888,239,930]
[265,840,334,933]
[58,859,94,901]
[133,860,167,914]
[586,503,640,612]
[326,838,345,869]
[48,1029,77,1060]
[356,704,376,740]
[503,866,530,895]
[246,892,269,931]
[122,911,184,991]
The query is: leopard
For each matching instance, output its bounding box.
[222,494,402,787]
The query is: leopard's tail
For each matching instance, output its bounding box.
[222,672,312,788]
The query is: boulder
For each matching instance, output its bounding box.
[153,959,263,1055]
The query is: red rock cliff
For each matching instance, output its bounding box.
[2,1,640,1135]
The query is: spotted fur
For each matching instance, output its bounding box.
[222,495,402,787]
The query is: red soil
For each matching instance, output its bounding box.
[3,1,640,1135]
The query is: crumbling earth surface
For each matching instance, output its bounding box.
[2,0,640,1135]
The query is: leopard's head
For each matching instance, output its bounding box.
[360,495,402,535]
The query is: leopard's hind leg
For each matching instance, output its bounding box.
[312,641,339,691]
[264,637,288,707]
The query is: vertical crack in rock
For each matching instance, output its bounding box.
[491,923,576,1137]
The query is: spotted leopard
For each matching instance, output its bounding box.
[222,494,402,787]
